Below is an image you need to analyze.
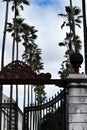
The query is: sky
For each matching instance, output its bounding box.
[24,0,84,75]
[0,0,84,77]
[0,0,86,108]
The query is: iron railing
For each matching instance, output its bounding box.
[23,89,66,130]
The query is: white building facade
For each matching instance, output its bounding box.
[1,94,23,130]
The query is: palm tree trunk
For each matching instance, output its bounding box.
[14,2,18,130]
[12,38,15,61]
[1,1,9,69]
[16,41,19,60]
[0,1,9,130]
[69,0,77,52]
[82,0,87,74]
[69,0,72,7]
[12,1,17,61]
[13,1,18,61]
[9,85,13,130]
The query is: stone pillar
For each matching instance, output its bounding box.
[67,74,87,130]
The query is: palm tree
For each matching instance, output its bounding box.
[82,0,87,74]
[1,0,10,69]
[8,0,30,60]
[11,2,29,127]
[1,0,29,67]
[59,6,82,29]
[23,43,43,72]
[3,1,29,130]
[11,0,29,60]
[21,23,46,104]
[0,1,10,129]
[6,17,44,105]
[69,0,76,52]
[58,5,82,78]
[59,5,82,52]
[34,85,47,104]
[7,18,25,60]
[23,43,45,104]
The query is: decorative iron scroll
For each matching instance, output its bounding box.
[0,60,37,79]
[0,60,51,81]
[0,60,83,85]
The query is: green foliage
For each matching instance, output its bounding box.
[58,5,82,79]
[4,0,46,104]
[22,29,46,104]
[6,17,38,46]
[11,0,29,15]
[58,61,71,79]
[22,43,44,72]
[34,85,47,104]
[58,6,82,30]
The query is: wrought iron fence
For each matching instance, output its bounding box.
[0,61,67,130]
[0,102,17,130]
[23,89,66,130]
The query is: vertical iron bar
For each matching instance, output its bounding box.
[54,94,57,130]
[30,105,32,130]
[27,85,29,129]
[49,98,51,130]
[9,85,13,130]
[15,84,18,130]
[0,85,3,130]
[52,98,54,130]
[34,102,37,130]
[64,88,69,130]
[22,85,26,130]
[7,107,9,130]
[3,107,5,130]
[33,111,35,130]
[57,92,59,130]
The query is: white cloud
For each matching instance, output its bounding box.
[0,0,84,77]
[0,1,85,73]
[23,1,84,76]
[22,4,68,78]
[0,0,85,104]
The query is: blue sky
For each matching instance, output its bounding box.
[0,0,85,103]
[0,0,84,77]
[0,0,84,79]
[30,0,61,8]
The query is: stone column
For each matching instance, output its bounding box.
[67,74,87,130]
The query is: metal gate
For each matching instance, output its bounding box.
[0,102,18,130]
[23,90,66,130]
[0,60,67,130]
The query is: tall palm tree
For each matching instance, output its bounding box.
[23,43,43,72]
[58,5,82,78]
[59,6,82,52]
[82,0,87,74]
[69,0,76,52]
[13,2,29,129]
[1,0,10,69]
[11,0,29,60]
[0,1,10,130]
[5,1,29,130]
[23,43,45,105]
[1,0,29,67]
[11,2,29,129]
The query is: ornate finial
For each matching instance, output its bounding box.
[70,52,83,74]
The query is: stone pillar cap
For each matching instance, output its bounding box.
[66,74,87,87]
[67,74,87,79]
